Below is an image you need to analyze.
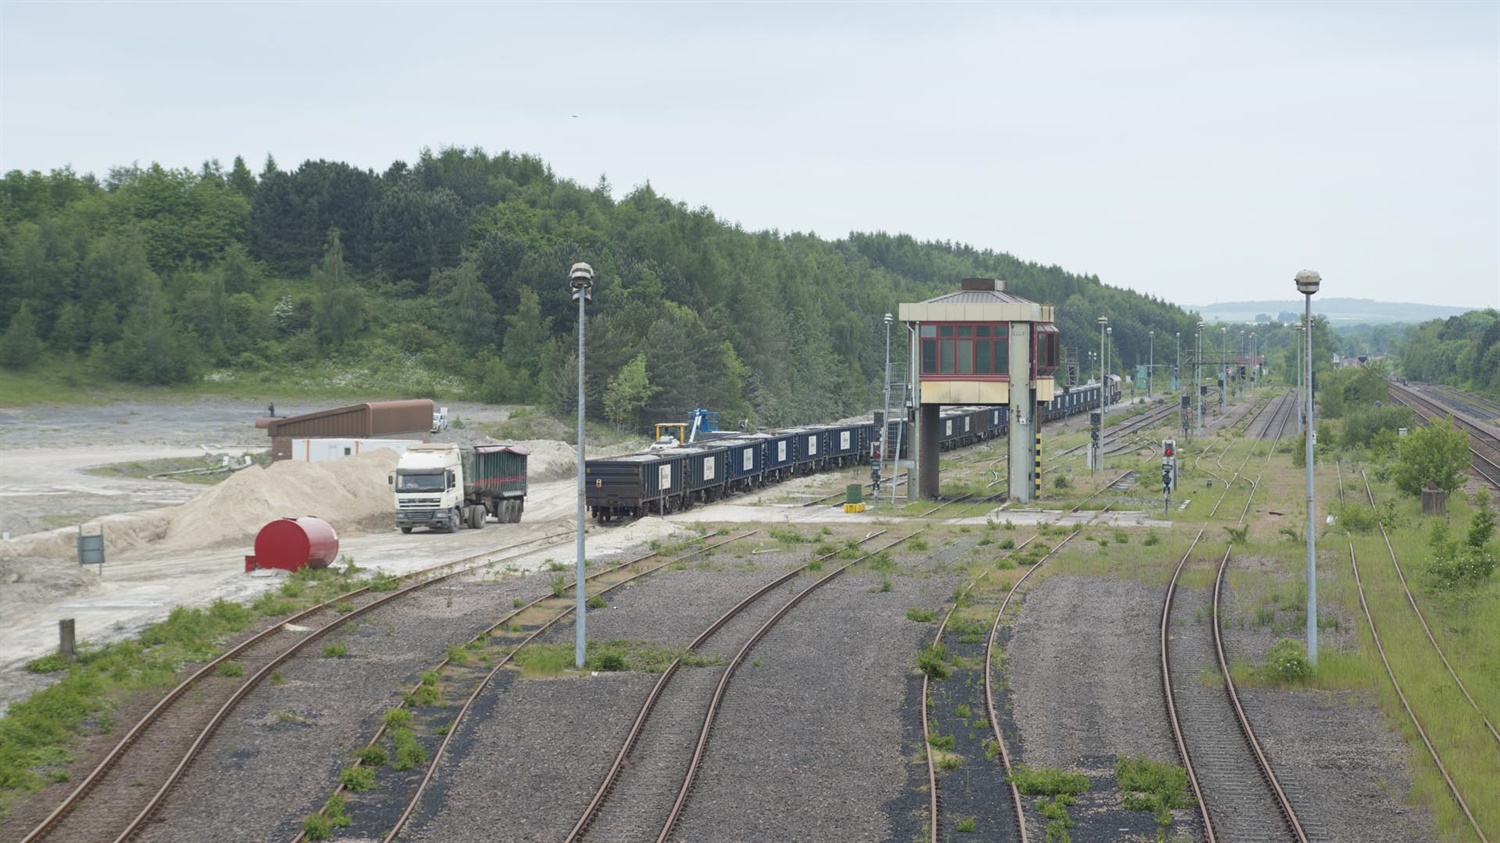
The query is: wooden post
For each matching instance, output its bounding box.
[59,619,76,662]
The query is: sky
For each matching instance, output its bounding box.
[1,0,1496,311]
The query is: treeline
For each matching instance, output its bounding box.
[1,146,1209,430]
[1393,310,1500,399]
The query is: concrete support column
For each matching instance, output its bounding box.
[919,402,940,499]
[1008,322,1035,503]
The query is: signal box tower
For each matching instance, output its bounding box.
[898,279,1057,503]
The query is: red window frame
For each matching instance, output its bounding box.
[919,322,1010,380]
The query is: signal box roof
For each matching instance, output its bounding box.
[899,278,1053,323]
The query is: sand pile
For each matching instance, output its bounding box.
[0,449,401,561]
[159,448,400,551]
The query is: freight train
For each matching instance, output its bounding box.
[584,377,1120,522]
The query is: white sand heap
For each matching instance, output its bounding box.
[0,448,402,562]
[0,440,592,564]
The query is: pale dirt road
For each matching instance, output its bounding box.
[0,398,690,713]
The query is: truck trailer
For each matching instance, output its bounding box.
[391,443,528,533]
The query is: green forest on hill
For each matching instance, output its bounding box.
[4,145,1466,427]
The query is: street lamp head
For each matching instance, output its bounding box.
[1098,316,1108,326]
[1295,269,1321,296]
[570,262,594,289]
[570,262,594,302]
[884,312,893,325]
[1197,321,1204,332]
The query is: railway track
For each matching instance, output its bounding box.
[1337,465,1491,843]
[1159,393,1316,841]
[19,531,573,843]
[933,529,1079,842]
[553,530,920,842]
[1388,381,1500,491]
[287,530,760,843]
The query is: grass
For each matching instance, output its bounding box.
[1115,755,1194,829]
[0,593,285,803]
[1320,484,1500,840]
[581,639,722,673]
[390,726,426,770]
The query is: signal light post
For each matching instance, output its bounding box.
[1162,438,1176,513]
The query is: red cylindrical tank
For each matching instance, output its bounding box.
[244,516,340,573]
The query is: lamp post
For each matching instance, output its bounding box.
[1148,330,1155,398]
[1219,326,1227,414]
[1296,269,1321,667]
[1195,322,1204,435]
[569,261,593,669]
[882,312,893,490]
[1107,325,1113,403]
[1175,331,1181,392]
[1097,316,1108,414]
[1249,332,1256,392]
[1295,322,1305,434]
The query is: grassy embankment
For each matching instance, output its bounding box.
[0,564,375,820]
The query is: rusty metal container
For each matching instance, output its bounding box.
[244,516,340,573]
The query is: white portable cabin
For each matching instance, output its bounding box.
[291,438,423,462]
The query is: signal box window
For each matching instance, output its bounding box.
[920,323,1010,379]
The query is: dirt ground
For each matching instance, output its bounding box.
[0,396,1162,716]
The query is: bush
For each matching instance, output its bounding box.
[339,764,375,791]
[1262,638,1312,683]
[917,644,950,680]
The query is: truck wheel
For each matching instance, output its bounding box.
[514,500,524,522]
[470,505,485,529]
[400,526,413,534]
[447,509,461,532]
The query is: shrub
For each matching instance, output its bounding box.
[905,607,936,623]
[391,726,426,770]
[383,707,413,728]
[917,644,950,680]
[217,661,245,678]
[357,745,388,767]
[303,813,331,841]
[321,642,347,658]
[1262,638,1312,683]
[339,764,375,791]
[586,594,607,610]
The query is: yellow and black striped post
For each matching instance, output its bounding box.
[1033,431,1042,498]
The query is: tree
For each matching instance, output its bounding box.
[1391,417,1470,497]
[0,301,44,370]
[311,230,364,351]
[501,286,552,392]
[438,259,498,352]
[111,276,193,384]
[604,352,656,428]
[228,155,256,199]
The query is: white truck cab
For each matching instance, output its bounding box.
[392,443,463,533]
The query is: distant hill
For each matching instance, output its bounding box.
[1191,298,1476,326]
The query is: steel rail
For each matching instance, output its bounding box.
[364,531,760,843]
[653,531,924,843]
[1158,527,1215,841]
[1344,536,1490,842]
[20,530,571,843]
[978,532,1082,843]
[561,530,889,842]
[915,534,1039,843]
[1212,546,1310,842]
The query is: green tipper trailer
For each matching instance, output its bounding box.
[465,444,528,524]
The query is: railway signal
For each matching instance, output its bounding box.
[1162,438,1177,491]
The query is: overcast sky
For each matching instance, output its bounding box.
[2,0,1495,310]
